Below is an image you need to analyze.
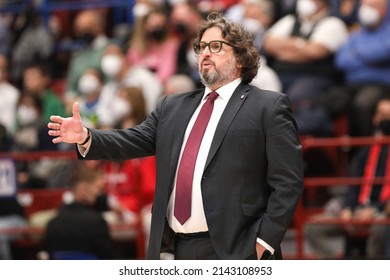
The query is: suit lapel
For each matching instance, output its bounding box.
[205,83,250,169]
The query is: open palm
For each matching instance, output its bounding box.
[48,102,85,144]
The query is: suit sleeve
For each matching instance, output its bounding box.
[259,94,304,248]
[78,96,168,161]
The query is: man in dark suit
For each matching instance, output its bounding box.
[42,165,116,259]
[48,13,304,260]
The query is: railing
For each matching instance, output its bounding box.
[0,149,146,259]
[293,135,390,259]
[3,135,390,259]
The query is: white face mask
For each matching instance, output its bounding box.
[101,55,123,78]
[358,5,381,27]
[242,18,265,36]
[186,48,198,68]
[111,97,131,123]
[296,0,317,18]
[17,105,38,126]
[78,74,100,95]
[133,3,150,18]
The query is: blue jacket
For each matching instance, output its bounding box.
[335,6,390,85]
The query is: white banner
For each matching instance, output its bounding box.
[0,260,385,280]
[0,159,16,197]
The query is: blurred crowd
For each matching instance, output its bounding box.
[1,0,390,260]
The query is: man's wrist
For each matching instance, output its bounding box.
[78,127,90,145]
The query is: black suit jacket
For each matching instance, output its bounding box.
[43,202,116,259]
[80,83,304,259]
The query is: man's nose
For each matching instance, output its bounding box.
[201,46,212,56]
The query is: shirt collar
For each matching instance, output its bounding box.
[203,78,242,102]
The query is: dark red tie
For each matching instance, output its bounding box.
[174,91,219,224]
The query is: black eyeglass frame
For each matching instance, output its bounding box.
[193,40,232,54]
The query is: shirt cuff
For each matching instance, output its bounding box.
[77,138,92,157]
[256,238,275,255]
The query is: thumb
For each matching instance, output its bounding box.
[72,101,81,120]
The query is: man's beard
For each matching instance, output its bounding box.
[199,57,238,89]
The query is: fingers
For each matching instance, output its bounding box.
[72,102,81,120]
[48,129,61,137]
[52,136,63,144]
[48,123,62,144]
[50,115,63,124]
[48,122,61,130]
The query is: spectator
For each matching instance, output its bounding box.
[195,0,240,14]
[77,67,105,129]
[335,0,390,137]
[164,74,196,95]
[305,97,390,259]
[22,63,65,123]
[0,54,20,136]
[263,0,349,136]
[170,2,204,87]
[330,0,361,28]
[102,87,156,225]
[0,124,12,152]
[64,9,109,113]
[127,8,179,84]
[10,6,54,88]
[99,42,162,119]
[42,164,116,259]
[241,0,283,92]
[13,94,56,153]
[273,0,297,21]
[12,93,57,189]
[0,192,28,260]
[224,0,249,22]
[0,144,27,259]
[241,0,275,50]
[0,13,11,55]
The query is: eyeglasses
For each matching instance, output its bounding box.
[193,40,232,54]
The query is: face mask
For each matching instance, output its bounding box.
[101,55,123,78]
[148,28,167,42]
[111,97,131,122]
[78,32,95,45]
[242,18,265,36]
[186,48,198,67]
[358,5,381,27]
[133,3,150,18]
[17,105,38,126]
[379,119,390,135]
[296,0,317,18]
[174,22,188,35]
[78,74,100,95]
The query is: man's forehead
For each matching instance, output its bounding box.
[201,27,223,40]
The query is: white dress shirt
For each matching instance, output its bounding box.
[166,78,274,254]
[166,78,241,233]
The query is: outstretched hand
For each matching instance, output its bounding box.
[48,102,85,144]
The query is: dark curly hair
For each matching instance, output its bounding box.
[194,12,260,84]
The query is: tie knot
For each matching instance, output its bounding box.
[208,91,219,102]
